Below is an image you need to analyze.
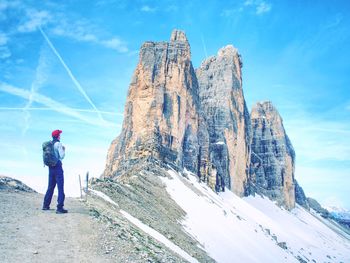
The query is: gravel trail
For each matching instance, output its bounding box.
[0,191,114,263]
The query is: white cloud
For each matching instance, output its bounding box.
[285,117,350,162]
[101,37,128,52]
[244,0,254,6]
[0,107,122,116]
[0,32,10,59]
[51,21,99,43]
[18,9,52,32]
[22,45,51,135]
[295,165,350,209]
[49,16,129,53]
[0,46,11,59]
[141,5,156,12]
[39,27,106,123]
[0,32,8,45]
[51,24,128,52]
[322,196,346,210]
[0,0,20,11]
[0,82,117,127]
[166,5,178,12]
[95,0,126,8]
[15,7,129,53]
[256,1,271,15]
[221,1,271,17]
[16,58,24,64]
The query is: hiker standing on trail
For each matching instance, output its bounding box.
[42,129,68,214]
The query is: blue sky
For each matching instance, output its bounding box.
[1,0,349,209]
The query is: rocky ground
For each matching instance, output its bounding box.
[0,173,212,263]
[89,160,214,263]
[0,189,116,263]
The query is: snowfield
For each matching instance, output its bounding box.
[90,189,199,263]
[162,169,350,263]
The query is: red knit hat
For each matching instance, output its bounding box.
[52,129,62,138]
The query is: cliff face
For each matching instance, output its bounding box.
[295,180,309,209]
[104,32,251,197]
[104,30,201,177]
[249,101,296,209]
[196,46,251,196]
[104,29,308,209]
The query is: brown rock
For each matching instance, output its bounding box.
[104,30,200,177]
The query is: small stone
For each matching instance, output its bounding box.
[277,242,287,250]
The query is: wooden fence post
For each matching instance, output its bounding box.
[85,172,89,192]
[78,174,82,199]
[85,172,89,201]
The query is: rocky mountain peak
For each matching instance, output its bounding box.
[196,42,251,196]
[104,29,308,210]
[251,101,277,118]
[170,29,188,43]
[217,44,239,58]
[253,100,274,109]
[104,30,199,177]
[249,101,296,209]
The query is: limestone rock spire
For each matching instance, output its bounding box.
[196,45,251,196]
[104,29,200,177]
[249,101,296,209]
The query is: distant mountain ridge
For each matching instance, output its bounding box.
[307,197,350,229]
[103,29,307,210]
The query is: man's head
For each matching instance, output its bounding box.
[52,129,62,140]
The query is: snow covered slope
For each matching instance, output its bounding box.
[161,169,350,263]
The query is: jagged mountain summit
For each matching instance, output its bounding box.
[104,29,201,180]
[196,45,251,196]
[104,29,298,209]
[92,29,350,262]
[104,31,252,196]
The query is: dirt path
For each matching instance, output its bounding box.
[0,191,114,263]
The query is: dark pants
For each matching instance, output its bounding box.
[43,161,65,209]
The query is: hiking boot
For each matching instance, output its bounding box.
[42,206,50,211]
[56,208,68,214]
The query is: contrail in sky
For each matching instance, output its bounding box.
[22,46,50,135]
[0,107,122,116]
[0,82,117,127]
[38,27,105,122]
